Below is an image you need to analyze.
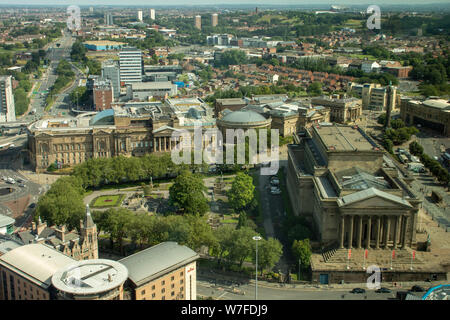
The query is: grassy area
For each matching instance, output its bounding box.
[222,218,239,224]
[91,194,125,208]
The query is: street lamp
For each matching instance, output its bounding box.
[252,235,262,300]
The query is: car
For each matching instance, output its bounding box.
[350,288,366,294]
[270,179,280,186]
[29,203,36,208]
[270,188,281,195]
[411,285,425,292]
[18,183,25,187]
[375,287,391,293]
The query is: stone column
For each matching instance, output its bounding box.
[153,138,156,152]
[384,216,391,249]
[393,215,400,249]
[348,215,354,249]
[164,137,167,151]
[366,216,371,249]
[357,215,362,249]
[375,216,381,249]
[158,137,162,152]
[340,215,345,249]
[402,216,409,249]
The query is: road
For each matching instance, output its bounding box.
[196,279,404,300]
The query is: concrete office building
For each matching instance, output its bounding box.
[119,47,143,84]
[195,15,201,30]
[137,10,143,22]
[0,76,16,123]
[150,9,155,20]
[102,60,120,99]
[127,81,177,100]
[119,242,199,300]
[348,82,398,111]
[51,259,128,300]
[105,13,114,26]
[211,13,218,27]
[400,97,450,137]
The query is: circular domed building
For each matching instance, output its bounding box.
[217,109,272,138]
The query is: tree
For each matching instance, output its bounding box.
[228,172,255,212]
[292,239,312,268]
[409,141,424,156]
[253,237,283,275]
[102,208,134,254]
[287,223,312,245]
[211,225,235,265]
[169,170,209,216]
[307,82,322,96]
[227,227,257,267]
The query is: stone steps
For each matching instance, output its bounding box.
[325,248,423,265]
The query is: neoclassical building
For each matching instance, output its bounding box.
[28,99,216,172]
[287,123,421,250]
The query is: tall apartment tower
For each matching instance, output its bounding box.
[102,60,120,99]
[119,47,143,84]
[105,13,114,26]
[137,10,143,22]
[93,78,114,111]
[0,76,16,123]
[150,8,156,20]
[211,13,218,27]
[79,205,98,260]
[195,15,202,30]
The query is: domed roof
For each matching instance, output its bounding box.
[220,110,267,124]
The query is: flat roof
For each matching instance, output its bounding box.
[51,259,128,295]
[0,214,15,227]
[84,40,126,46]
[0,244,75,288]
[131,81,175,90]
[119,242,199,287]
[313,125,376,152]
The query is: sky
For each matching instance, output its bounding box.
[0,0,449,6]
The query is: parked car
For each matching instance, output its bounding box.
[270,187,281,195]
[375,287,391,293]
[18,183,25,187]
[270,178,280,186]
[350,288,366,294]
[411,285,425,292]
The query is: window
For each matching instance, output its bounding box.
[141,289,145,295]
[171,284,174,289]
[161,280,165,286]
[171,276,174,281]
[152,293,155,298]
[180,287,183,292]
[161,296,165,300]
[152,285,155,290]
[171,291,175,297]
[180,279,184,284]
[180,272,183,276]
[161,288,165,294]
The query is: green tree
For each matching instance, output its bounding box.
[253,237,283,275]
[227,227,257,267]
[307,82,322,96]
[287,223,312,245]
[228,172,255,212]
[292,239,312,268]
[409,141,424,156]
[102,208,134,254]
[211,225,235,265]
[169,170,209,216]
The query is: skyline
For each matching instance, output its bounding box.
[0,0,450,7]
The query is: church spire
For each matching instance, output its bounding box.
[84,204,95,228]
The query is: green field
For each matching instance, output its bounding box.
[91,194,125,208]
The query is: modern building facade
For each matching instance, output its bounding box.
[400,97,450,137]
[150,9,155,20]
[348,82,398,111]
[119,47,143,84]
[211,13,218,27]
[105,13,114,26]
[195,15,201,30]
[137,10,143,22]
[119,242,199,300]
[0,76,16,123]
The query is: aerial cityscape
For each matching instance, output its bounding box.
[0,1,449,306]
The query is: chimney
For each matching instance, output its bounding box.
[36,218,47,236]
[55,225,66,242]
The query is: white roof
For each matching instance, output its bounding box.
[0,244,75,288]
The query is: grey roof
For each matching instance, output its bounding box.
[0,214,15,227]
[0,244,75,288]
[220,110,268,124]
[338,187,413,208]
[423,99,450,111]
[119,242,199,286]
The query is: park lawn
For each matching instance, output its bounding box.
[91,194,125,208]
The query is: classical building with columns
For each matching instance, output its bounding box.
[287,123,421,250]
[27,99,215,172]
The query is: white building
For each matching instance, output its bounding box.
[0,76,16,123]
[361,61,381,74]
[137,10,143,22]
[119,47,143,84]
[127,81,178,100]
[150,9,155,20]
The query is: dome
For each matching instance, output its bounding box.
[89,109,115,126]
[220,110,267,124]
